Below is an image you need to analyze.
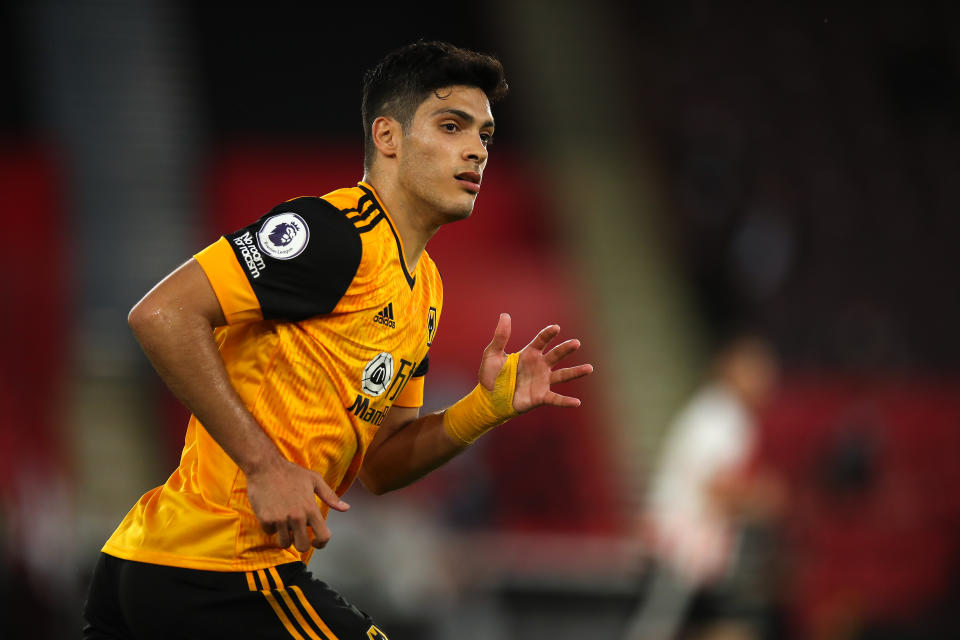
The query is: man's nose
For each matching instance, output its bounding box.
[464,136,488,163]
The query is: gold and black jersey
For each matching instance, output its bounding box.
[104,182,443,572]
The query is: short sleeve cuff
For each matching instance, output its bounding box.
[392,374,424,408]
[195,238,264,325]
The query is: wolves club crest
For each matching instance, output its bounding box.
[427,307,438,346]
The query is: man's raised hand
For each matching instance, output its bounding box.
[479,313,594,414]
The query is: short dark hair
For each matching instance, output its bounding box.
[361,41,509,169]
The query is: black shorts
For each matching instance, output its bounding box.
[82,553,389,639]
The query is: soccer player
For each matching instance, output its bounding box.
[82,41,594,639]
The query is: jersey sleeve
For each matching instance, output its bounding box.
[392,355,429,408]
[196,197,362,323]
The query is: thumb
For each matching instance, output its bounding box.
[312,473,350,512]
[485,313,511,355]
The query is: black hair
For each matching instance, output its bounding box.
[361,41,509,169]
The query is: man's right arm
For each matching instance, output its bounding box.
[127,258,348,552]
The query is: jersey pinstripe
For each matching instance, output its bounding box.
[103,183,443,572]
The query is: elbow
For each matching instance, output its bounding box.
[128,297,181,346]
[127,300,151,338]
[358,467,392,496]
[366,483,390,497]
[128,298,163,341]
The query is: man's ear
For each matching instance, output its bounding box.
[371,116,401,160]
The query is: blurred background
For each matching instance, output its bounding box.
[2,1,959,638]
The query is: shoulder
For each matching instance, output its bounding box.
[216,193,367,321]
[319,185,407,283]
[319,186,387,235]
[269,194,358,234]
[246,195,360,263]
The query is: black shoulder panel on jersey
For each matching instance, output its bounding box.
[412,355,429,377]
[223,197,362,321]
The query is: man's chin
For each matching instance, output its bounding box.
[446,208,474,223]
[439,201,475,224]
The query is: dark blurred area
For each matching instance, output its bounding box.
[1,1,959,639]
[624,1,960,372]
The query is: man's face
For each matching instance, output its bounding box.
[395,85,495,224]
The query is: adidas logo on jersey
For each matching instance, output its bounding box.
[372,302,396,329]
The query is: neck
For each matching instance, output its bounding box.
[362,172,440,269]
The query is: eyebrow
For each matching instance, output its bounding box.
[433,108,495,130]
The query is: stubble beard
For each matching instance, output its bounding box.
[398,154,478,226]
[412,177,477,226]
[440,196,476,224]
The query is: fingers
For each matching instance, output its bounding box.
[264,505,331,552]
[550,363,594,385]
[276,522,293,549]
[524,324,561,354]
[264,514,301,550]
[485,313,512,355]
[313,473,350,512]
[273,510,326,552]
[257,471,348,552]
[543,391,582,408]
[290,515,312,552]
[544,338,581,367]
[307,512,332,549]
[303,472,345,550]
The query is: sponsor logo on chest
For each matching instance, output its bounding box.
[349,354,422,426]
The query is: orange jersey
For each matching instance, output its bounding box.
[103,183,443,572]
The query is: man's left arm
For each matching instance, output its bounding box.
[359,313,593,495]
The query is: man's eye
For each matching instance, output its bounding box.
[480,133,493,146]
[442,123,458,132]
